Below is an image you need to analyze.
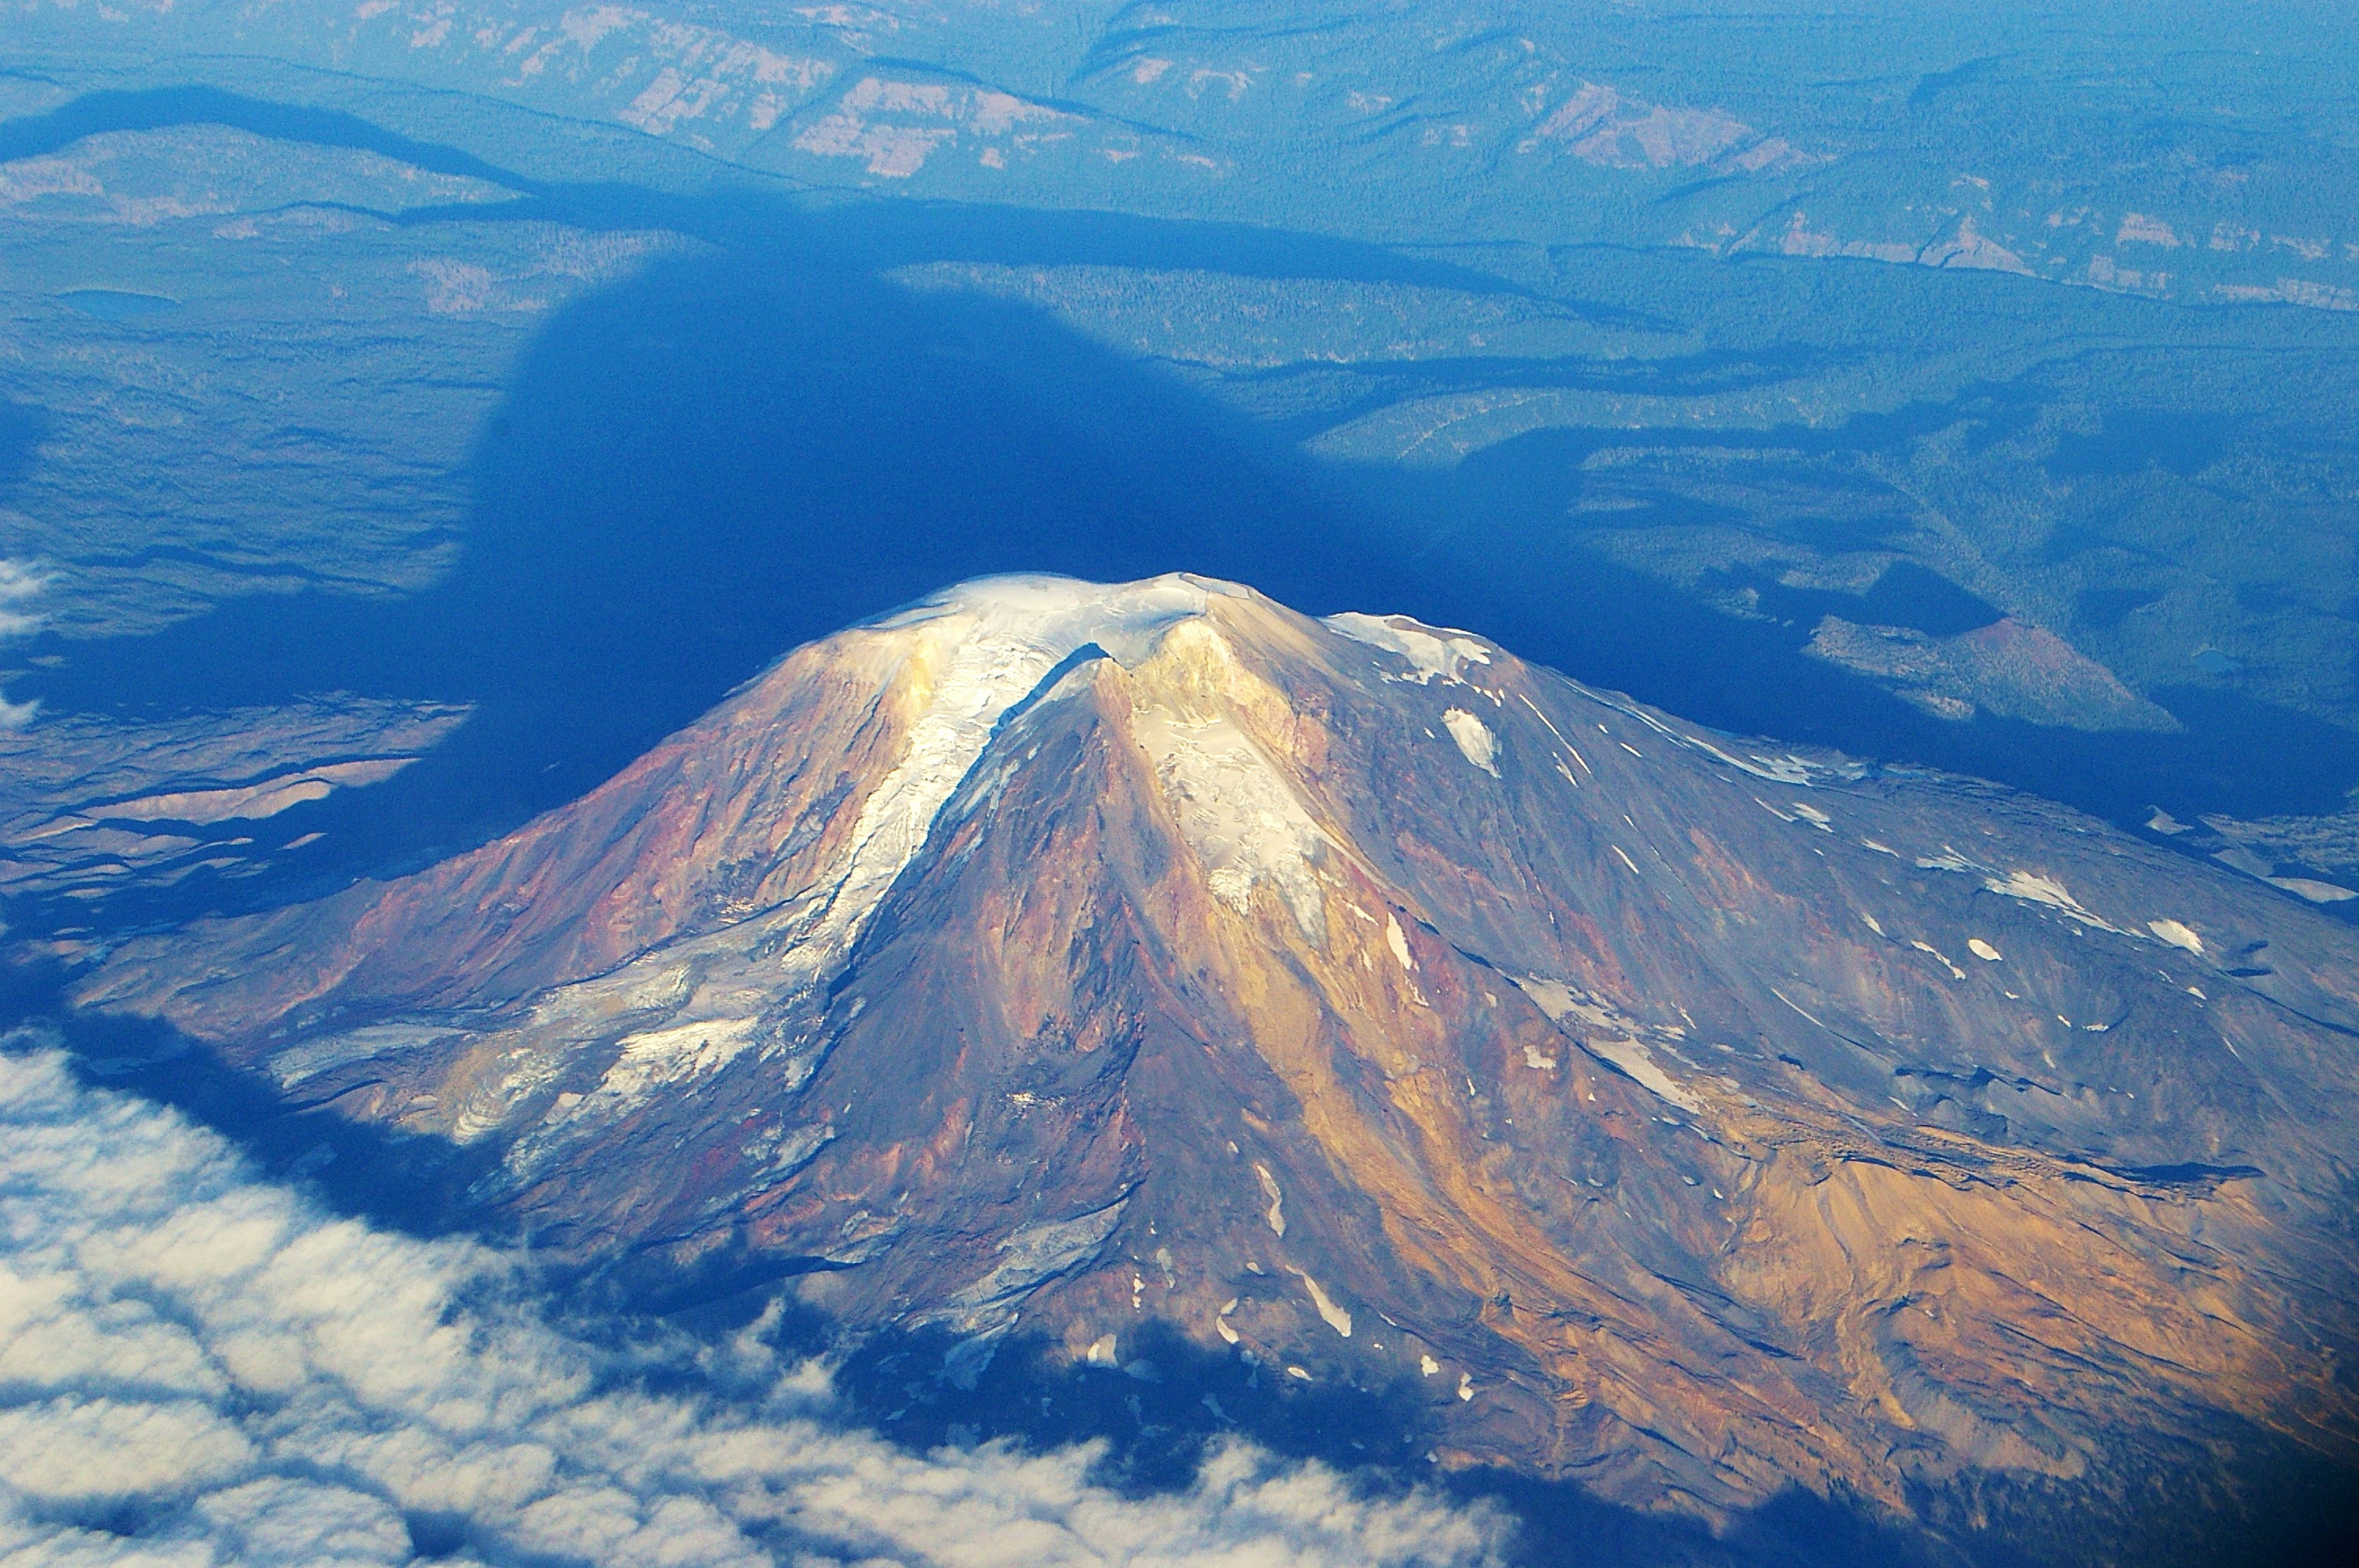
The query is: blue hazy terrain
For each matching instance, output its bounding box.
[0,103,1483,903]
[8,93,2359,942]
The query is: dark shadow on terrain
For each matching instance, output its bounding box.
[2074,585,2167,630]
[0,85,543,190]
[9,233,1433,928]
[1903,1425,2359,1568]
[0,85,1531,298]
[823,1323,1926,1568]
[0,959,508,1240]
[1908,55,2019,108]
[2047,410,2231,478]
[1736,561,2005,639]
[667,1284,2359,1568]
[0,395,45,491]
[826,1319,1441,1494]
[7,86,2359,916]
[1361,423,2359,834]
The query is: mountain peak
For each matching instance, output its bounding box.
[78,576,2359,1519]
[877,569,1238,638]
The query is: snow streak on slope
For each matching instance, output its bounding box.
[800,575,1227,975]
[504,575,1241,1140]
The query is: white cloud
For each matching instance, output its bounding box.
[0,559,45,728]
[0,1044,1502,1567]
[0,558,45,640]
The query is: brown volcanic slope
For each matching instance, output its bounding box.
[82,575,2359,1520]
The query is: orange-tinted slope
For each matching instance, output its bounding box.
[82,575,2359,1518]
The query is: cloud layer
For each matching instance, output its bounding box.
[0,1045,1500,1566]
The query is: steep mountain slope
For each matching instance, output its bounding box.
[81,575,2359,1523]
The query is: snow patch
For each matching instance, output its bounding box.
[1385,913,1416,972]
[1510,976,1698,1111]
[1590,691,1843,786]
[610,1016,760,1074]
[2267,876,2357,903]
[1911,941,1967,981]
[1132,702,1330,939]
[938,1198,1129,1335]
[1253,1163,1287,1236]
[2147,919,2205,956]
[265,1022,463,1088]
[528,1017,759,1145]
[1325,612,1491,684]
[1292,1270,1354,1338]
[1983,869,2132,935]
[1916,849,2139,937]
[1442,710,1500,776]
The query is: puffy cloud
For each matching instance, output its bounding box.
[0,559,43,727]
[0,1046,1502,1566]
[0,559,44,632]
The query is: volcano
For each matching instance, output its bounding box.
[80,575,2359,1531]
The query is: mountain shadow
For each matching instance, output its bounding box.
[9,92,2359,938]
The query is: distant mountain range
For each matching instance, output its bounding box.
[16,0,2359,316]
[81,574,2359,1542]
